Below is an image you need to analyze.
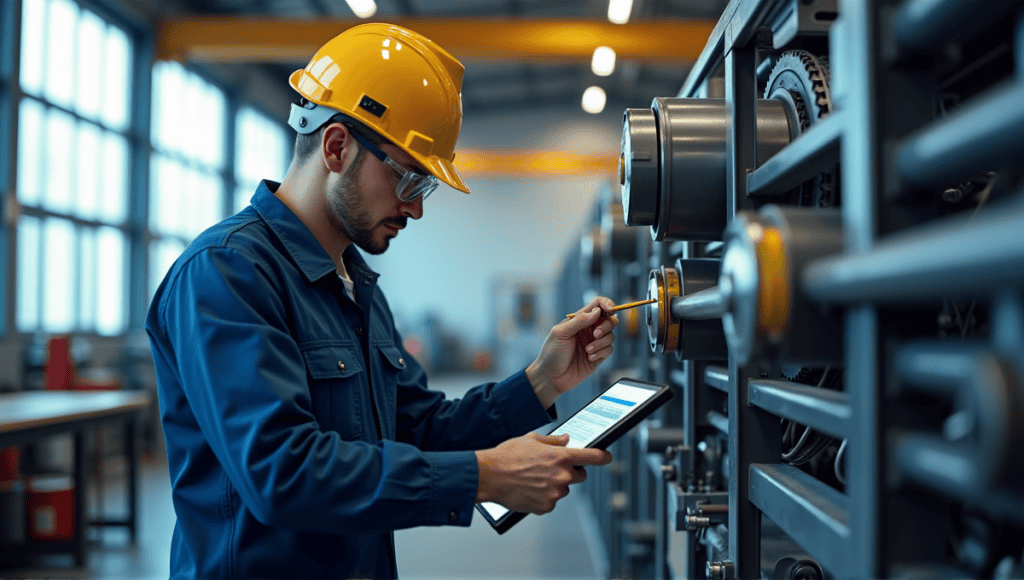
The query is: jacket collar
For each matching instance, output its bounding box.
[251,180,380,285]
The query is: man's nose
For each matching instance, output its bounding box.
[400,195,424,220]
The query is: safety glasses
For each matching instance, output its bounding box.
[347,129,440,202]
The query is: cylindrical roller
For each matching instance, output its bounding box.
[620,98,792,241]
[674,259,729,361]
[620,108,659,227]
[602,201,638,262]
[579,225,603,279]
[647,266,681,353]
[646,259,728,360]
[719,206,843,366]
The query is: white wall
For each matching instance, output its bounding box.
[364,107,622,350]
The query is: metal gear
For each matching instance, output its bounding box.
[765,51,839,208]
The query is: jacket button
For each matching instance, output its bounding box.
[337,361,345,370]
[447,510,458,523]
[398,358,405,366]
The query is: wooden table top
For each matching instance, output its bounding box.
[0,391,151,434]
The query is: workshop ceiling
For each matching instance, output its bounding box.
[125,0,727,117]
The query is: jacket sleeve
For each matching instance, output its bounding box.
[156,246,479,532]
[390,326,556,452]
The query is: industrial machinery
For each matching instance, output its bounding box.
[562,0,1024,577]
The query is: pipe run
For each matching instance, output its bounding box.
[802,196,1024,303]
[893,0,1016,53]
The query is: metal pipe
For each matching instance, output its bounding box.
[893,344,1023,499]
[707,411,729,435]
[894,0,1015,53]
[896,79,1024,190]
[670,285,727,320]
[802,196,1024,303]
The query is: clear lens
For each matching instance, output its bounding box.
[385,156,438,201]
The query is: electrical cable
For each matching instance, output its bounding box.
[834,439,847,485]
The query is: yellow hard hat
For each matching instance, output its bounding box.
[288,23,470,194]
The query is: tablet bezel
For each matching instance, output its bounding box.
[475,377,673,534]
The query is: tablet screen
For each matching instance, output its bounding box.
[478,380,664,524]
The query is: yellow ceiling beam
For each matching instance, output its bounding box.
[156,17,714,64]
[453,149,619,178]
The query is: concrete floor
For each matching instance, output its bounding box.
[0,374,602,579]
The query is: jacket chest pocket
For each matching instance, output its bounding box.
[301,344,365,441]
[375,345,408,420]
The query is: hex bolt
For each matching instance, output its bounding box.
[685,514,711,530]
[706,559,735,580]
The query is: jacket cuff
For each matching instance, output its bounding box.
[427,450,479,526]
[492,370,557,438]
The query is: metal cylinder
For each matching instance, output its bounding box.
[720,206,843,366]
[671,286,728,320]
[894,0,1016,53]
[802,197,1024,303]
[897,80,1024,190]
[621,98,791,241]
[601,200,638,262]
[647,260,729,359]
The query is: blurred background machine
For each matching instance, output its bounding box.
[559,0,1024,578]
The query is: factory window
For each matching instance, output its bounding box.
[14,0,132,335]
[149,60,226,299]
[234,107,289,213]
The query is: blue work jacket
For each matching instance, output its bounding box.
[146,181,554,579]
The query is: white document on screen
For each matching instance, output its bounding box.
[478,382,656,521]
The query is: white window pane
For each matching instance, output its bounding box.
[75,10,104,121]
[100,133,129,224]
[17,98,45,206]
[153,62,184,154]
[95,226,125,336]
[78,228,96,331]
[102,25,131,131]
[202,85,226,169]
[44,108,75,213]
[149,238,185,302]
[149,155,182,236]
[43,218,75,333]
[19,0,46,97]
[44,0,77,110]
[76,121,102,220]
[16,216,42,332]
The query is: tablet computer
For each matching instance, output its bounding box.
[475,377,673,534]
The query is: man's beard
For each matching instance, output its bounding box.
[325,152,407,255]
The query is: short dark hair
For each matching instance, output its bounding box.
[291,118,388,166]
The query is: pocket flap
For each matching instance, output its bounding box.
[302,345,364,379]
[377,345,408,370]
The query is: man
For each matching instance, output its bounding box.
[147,23,619,579]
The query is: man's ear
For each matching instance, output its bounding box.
[320,123,350,173]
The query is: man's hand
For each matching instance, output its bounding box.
[475,432,613,514]
[526,296,618,409]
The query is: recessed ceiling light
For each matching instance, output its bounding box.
[591,46,616,76]
[346,0,377,19]
[582,86,606,114]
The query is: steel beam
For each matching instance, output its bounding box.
[747,379,850,439]
[749,463,852,577]
[746,112,842,197]
[155,17,715,64]
[704,365,729,392]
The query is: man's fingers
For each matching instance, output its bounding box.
[562,448,613,466]
[536,433,571,447]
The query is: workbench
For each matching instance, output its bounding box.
[0,390,151,567]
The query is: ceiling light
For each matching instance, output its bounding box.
[591,46,616,76]
[346,0,377,18]
[607,0,632,25]
[582,86,606,114]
